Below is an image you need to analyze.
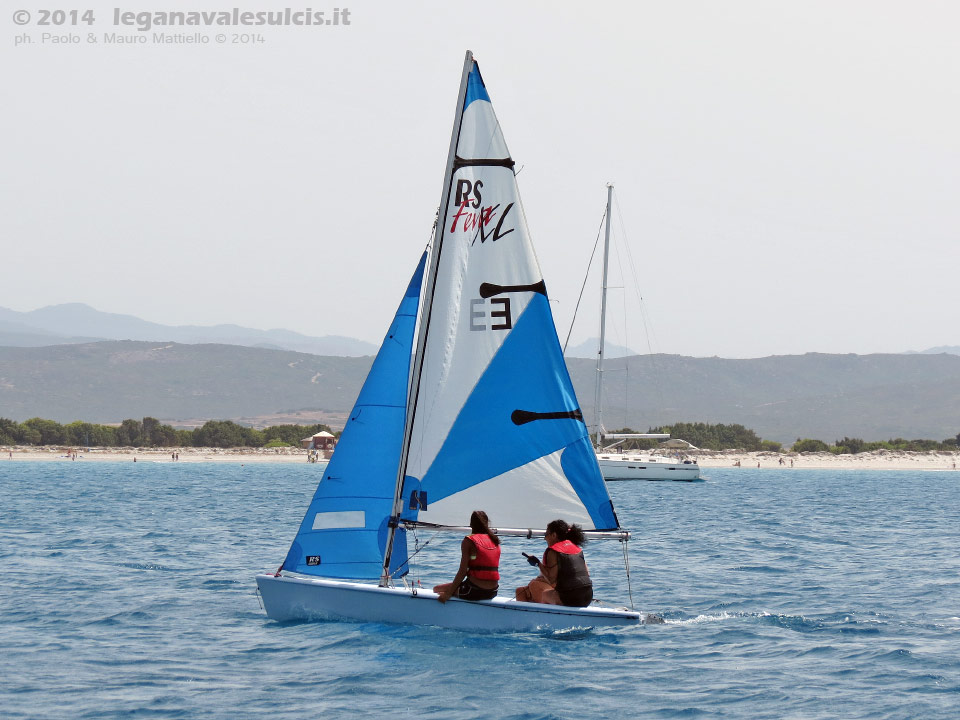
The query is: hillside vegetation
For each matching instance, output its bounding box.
[2,342,960,443]
[0,417,334,449]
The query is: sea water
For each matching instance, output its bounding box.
[1,461,958,719]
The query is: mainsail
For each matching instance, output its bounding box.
[282,53,619,588]
[281,253,426,579]
[398,57,619,532]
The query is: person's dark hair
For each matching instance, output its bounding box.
[546,518,587,547]
[470,510,500,546]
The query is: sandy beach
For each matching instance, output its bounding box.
[2,445,958,471]
[0,446,323,464]
[693,449,960,471]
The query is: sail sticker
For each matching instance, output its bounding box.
[306,556,321,566]
[469,298,511,331]
[312,511,366,530]
[469,281,548,331]
[449,197,516,245]
[408,490,428,510]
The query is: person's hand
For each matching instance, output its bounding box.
[523,552,540,567]
[437,590,451,604]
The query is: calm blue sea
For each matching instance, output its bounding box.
[2,461,958,719]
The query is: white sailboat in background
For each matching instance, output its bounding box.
[255,52,655,630]
[591,185,702,482]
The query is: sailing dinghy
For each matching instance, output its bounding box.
[256,52,652,631]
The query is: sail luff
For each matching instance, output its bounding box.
[380,50,476,585]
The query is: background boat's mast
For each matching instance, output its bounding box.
[380,50,475,586]
[593,182,613,449]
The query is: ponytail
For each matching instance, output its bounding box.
[566,523,587,547]
[546,518,587,547]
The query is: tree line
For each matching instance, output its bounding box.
[0,417,336,449]
[3,416,957,453]
[609,422,960,453]
[609,422,779,451]
[791,435,960,454]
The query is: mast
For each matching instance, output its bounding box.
[380,50,474,586]
[593,183,613,449]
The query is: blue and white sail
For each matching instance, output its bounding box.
[400,59,618,532]
[281,253,426,579]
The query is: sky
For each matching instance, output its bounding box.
[2,1,958,358]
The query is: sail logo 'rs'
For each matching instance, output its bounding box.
[449,180,515,245]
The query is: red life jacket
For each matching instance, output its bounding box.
[466,534,500,581]
[549,539,581,556]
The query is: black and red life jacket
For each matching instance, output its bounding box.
[549,540,592,593]
[467,534,500,581]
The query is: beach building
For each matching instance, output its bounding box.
[301,431,335,452]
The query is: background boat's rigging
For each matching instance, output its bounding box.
[563,186,669,441]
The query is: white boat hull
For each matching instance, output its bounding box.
[256,574,648,631]
[597,455,701,481]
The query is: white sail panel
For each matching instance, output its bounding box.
[457,98,510,160]
[419,450,593,529]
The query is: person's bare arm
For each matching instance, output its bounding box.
[437,538,472,603]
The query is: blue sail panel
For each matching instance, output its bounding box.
[280,253,425,579]
[413,294,618,530]
[464,64,490,108]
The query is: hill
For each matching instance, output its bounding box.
[564,337,637,359]
[575,352,960,444]
[1,342,959,443]
[0,304,377,356]
[0,341,372,424]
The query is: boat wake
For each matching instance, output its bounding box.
[663,610,892,635]
[664,611,741,626]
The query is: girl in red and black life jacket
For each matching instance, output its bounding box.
[515,519,594,607]
[433,510,501,603]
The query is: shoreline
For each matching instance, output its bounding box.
[2,445,958,470]
[693,449,959,471]
[0,446,324,464]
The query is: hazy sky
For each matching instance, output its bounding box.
[3,1,957,358]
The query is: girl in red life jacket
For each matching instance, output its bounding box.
[433,510,501,603]
[515,519,594,607]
